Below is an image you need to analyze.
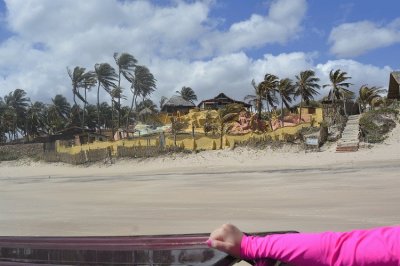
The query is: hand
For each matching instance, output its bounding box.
[207,223,244,258]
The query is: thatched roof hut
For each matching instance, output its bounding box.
[387,71,400,100]
[161,95,195,114]
[138,107,154,116]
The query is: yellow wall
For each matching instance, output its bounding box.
[56,122,313,154]
[56,107,323,154]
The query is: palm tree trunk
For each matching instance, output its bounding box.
[219,124,224,149]
[265,101,273,131]
[96,82,101,134]
[257,96,262,119]
[82,88,87,129]
[299,96,303,123]
[174,131,177,146]
[111,96,115,140]
[117,71,121,128]
[281,97,284,128]
[72,94,82,130]
[126,93,138,129]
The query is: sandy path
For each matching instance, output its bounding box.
[1,158,400,236]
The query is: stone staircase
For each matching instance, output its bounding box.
[336,115,361,152]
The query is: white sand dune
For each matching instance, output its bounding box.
[0,124,399,236]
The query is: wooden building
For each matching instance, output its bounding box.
[387,71,400,100]
[197,93,251,110]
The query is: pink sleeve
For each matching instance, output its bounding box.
[240,226,400,266]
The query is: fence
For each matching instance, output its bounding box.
[26,122,314,165]
[41,148,111,165]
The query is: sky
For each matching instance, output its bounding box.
[0,0,399,107]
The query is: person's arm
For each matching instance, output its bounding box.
[208,224,400,266]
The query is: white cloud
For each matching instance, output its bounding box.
[316,59,392,96]
[150,52,392,104]
[328,19,400,57]
[0,0,393,108]
[202,0,307,55]
[0,0,307,104]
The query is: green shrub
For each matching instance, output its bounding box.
[0,151,19,161]
[359,107,398,143]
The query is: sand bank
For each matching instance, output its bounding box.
[0,124,399,236]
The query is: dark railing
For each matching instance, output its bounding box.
[0,232,297,265]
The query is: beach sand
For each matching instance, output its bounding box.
[0,124,399,237]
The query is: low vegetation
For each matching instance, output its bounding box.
[359,107,398,143]
[0,151,19,161]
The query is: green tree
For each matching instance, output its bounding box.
[3,89,30,140]
[323,69,353,116]
[127,65,156,128]
[176,86,197,103]
[26,101,47,139]
[81,70,97,129]
[217,103,243,149]
[170,117,188,146]
[47,94,71,133]
[67,66,88,129]
[67,67,86,105]
[357,85,386,112]
[114,52,137,127]
[294,70,320,122]
[245,79,264,119]
[277,78,295,127]
[136,99,158,113]
[94,63,118,132]
[0,97,10,142]
[257,74,279,130]
[99,101,113,130]
[110,86,126,130]
[84,104,98,129]
[159,96,168,110]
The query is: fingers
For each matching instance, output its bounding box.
[207,223,243,258]
[210,227,225,241]
[208,239,232,254]
[210,223,237,240]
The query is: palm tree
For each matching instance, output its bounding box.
[47,94,71,133]
[26,101,47,139]
[114,52,137,127]
[67,66,90,129]
[69,104,82,127]
[0,97,6,142]
[67,67,86,106]
[110,86,126,130]
[258,74,279,130]
[94,63,118,132]
[217,103,243,149]
[99,102,113,130]
[0,96,13,142]
[323,69,353,116]
[277,78,295,127]
[3,89,30,139]
[136,99,158,113]
[81,70,97,129]
[126,65,156,128]
[294,70,320,122]
[84,104,98,129]
[244,79,264,119]
[176,86,197,103]
[357,85,386,112]
[159,96,168,110]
